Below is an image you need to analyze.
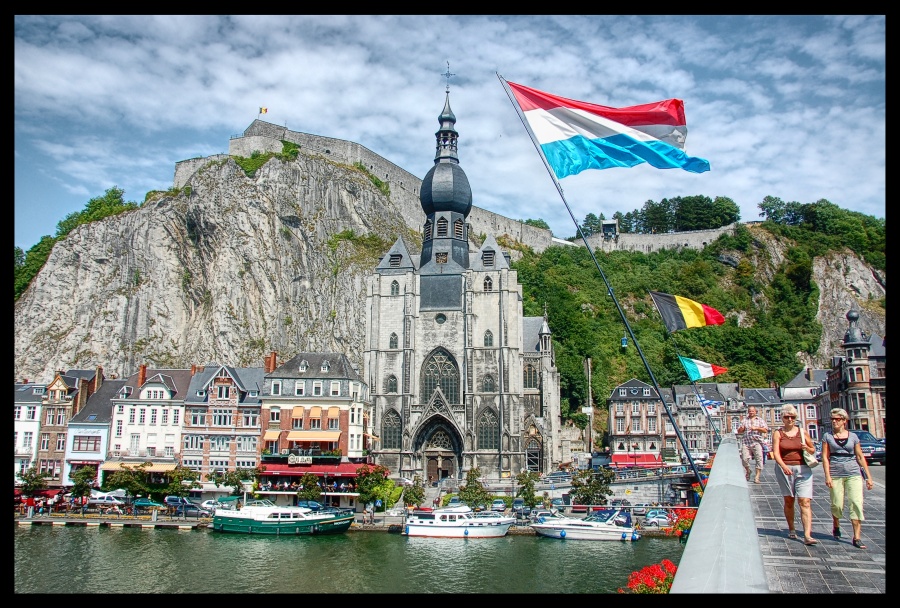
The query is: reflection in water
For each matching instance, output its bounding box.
[15,526,684,594]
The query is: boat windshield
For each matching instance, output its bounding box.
[584,509,617,523]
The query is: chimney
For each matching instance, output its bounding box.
[191,364,196,375]
[23,378,28,384]
[95,366,103,391]
[265,351,278,374]
[138,364,147,387]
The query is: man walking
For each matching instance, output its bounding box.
[738,406,769,484]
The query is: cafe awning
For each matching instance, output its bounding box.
[263,430,282,441]
[99,461,178,472]
[327,406,340,418]
[261,462,362,476]
[610,454,663,468]
[309,406,322,418]
[286,431,341,442]
[291,406,305,418]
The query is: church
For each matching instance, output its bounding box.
[364,90,562,483]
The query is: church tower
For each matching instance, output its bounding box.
[364,88,561,484]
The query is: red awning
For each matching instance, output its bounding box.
[259,463,362,476]
[34,489,63,497]
[610,454,663,468]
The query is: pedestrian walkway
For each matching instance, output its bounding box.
[750,458,885,593]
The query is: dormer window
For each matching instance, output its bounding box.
[299,360,308,372]
[321,361,330,372]
[482,251,495,267]
[196,390,206,397]
[389,254,402,267]
[121,386,133,398]
[249,390,258,397]
[32,387,45,395]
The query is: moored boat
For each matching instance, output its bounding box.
[403,505,514,538]
[212,499,354,535]
[530,508,641,541]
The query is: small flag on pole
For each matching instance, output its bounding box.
[649,291,725,332]
[259,107,268,114]
[678,356,728,382]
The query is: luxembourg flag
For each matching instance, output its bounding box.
[505,80,710,179]
[678,356,728,382]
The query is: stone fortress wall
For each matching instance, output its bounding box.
[173,120,736,255]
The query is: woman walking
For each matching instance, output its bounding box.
[822,408,874,549]
[772,404,817,545]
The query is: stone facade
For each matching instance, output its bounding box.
[363,94,562,483]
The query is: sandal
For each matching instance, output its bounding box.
[788,531,798,540]
[832,527,841,540]
[852,538,867,549]
[804,538,818,546]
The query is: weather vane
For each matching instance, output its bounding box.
[443,61,455,93]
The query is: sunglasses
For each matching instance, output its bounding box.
[782,415,795,419]
[830,417,845,421]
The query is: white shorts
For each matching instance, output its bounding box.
[775,463,813,499]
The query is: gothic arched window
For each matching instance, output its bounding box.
[483,375,495,392]
[421,349,459,404]
[387,375,397,393]
[390,280,399,296]
[483,276,493,292]
[389,332,398,349]
[523,364,538,389]
[484,330,493,347]
[382,410,402,449]
[477,409,499,449]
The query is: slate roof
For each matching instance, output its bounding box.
[117,368,194,399]
[742,387,782,406]
[183,365,266,405]
[268,352,363,381]
[70,380,126,424]
[522,317,544,353]
[14,383,46,404]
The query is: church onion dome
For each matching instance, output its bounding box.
[420,92,472,217]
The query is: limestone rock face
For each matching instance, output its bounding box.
[15,154,417,381]
[14,154,885,382]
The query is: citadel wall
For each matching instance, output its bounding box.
[173,120,734,255]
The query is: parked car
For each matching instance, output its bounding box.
[200,500,221,513]
[490,499,507,512]
[173,504,211,518]
[132,498,164,511]
[511,498,531,518]
[632,503,650,515]
[610,498,632,508]
[164,496,195,509]
[642,509,673,527]
[296,500,323,511]
[851,430,886,465]
[530,509,555,522]
[88,495,124,507]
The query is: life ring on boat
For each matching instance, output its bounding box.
[560,530,566,538]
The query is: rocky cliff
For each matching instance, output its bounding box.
[14,150,885,382]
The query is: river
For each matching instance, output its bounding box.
[14,525,684,594]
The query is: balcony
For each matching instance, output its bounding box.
[260,448,341,463]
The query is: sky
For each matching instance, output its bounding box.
[14,15,885,251]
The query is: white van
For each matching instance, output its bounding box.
[88,494,124,506]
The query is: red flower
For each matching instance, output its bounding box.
[618,559,678,594]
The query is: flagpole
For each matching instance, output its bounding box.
[674,347,723,445]
[497,73,704,486]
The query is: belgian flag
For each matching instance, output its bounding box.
[649,291,725,332]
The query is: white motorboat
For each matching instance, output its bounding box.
[530,508,641,541]
[403,505,515,538]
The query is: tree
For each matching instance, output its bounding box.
[207,466,259,496]
[14,235,57,300]
[104,462,151,502]
[568,468,615,506]
[55,186,139,239]
[16,465,49,498]
[296,473,323,502]
[69,466,98,504]
[401,475,426,508]
[458,468,492,509]
[514,470,541,508]
[161,465,201,499]
[581,213,603,237]
[355,464,391,511]
[523,218,550,231]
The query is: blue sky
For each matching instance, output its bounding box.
[14,15,885,251]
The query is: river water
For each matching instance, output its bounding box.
[14,525,684,594]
